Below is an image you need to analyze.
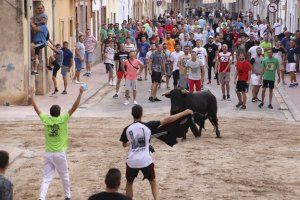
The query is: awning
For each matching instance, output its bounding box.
[202,0,216,3]
[202,0,236,3]
[222,0,236,3]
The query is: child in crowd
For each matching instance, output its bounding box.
[0,150,13,200]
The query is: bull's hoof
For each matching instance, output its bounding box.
[216,135,221,138]
[195,134,201,138]
[181,138,187,141]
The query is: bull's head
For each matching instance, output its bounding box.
[163,89,189,115]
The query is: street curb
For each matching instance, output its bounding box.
[79,82,108,106]
[275,85,300,122]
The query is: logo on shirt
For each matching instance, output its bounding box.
[129,129,146,151]
[267,63,275,70]
[49,124,60,137]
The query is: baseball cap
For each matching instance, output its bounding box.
[208,36,214,39]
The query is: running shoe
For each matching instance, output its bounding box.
[240,105,246,110]
[258,102,264,108]
[236,102,243,108]
[124,100,130,105]
[268,104,273,109]
[133,100,138,105]
[113,94,118,99]
[62,90,67,95]
[154,98,162,102]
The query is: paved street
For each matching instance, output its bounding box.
[76,69,287,122]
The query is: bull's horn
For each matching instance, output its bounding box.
[162,91,171,96]
[181,89,189,94]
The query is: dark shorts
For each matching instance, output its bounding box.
[126,163,155,183]
[262,80,275,89]
[34,44,46,55]
[105,63,114,71]
[236,80,249,93]
[52,61,61,77]
[151,71,162,83]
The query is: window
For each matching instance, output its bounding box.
[69,18,73,38]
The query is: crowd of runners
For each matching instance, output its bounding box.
[1,6,300,200]
[101,8,300,109]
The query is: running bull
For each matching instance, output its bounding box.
[162,89,221,138]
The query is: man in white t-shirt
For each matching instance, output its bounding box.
[120,105,193,200]
[258,20,267,39]
[186,51,205,92]
[273,19,282,38]
[124,37,136,53]
[193,28,204,41]
[193,39,208,70]
[248,41,264,59]
[170,44,184,89]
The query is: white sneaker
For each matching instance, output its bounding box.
[124,100,130,105]
[75,80,81,84]
[109,80,113,86]
[112,81,116,86]
[133,100,138,105]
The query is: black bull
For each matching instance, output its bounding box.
[161,89,220,140]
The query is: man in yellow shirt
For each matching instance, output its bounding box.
[164,33,175,52]
[30,86,84,200]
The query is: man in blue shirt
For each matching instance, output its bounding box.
[286,40,298,87]
[137,36,150,80]
[31,16,48,75]
[61,41,74,94]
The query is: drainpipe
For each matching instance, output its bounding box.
[52,0,56,42]
[26,0,32,104]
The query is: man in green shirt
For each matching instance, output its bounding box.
[260,34,272,57]
[30,86,84,200]
[259,50,280,109]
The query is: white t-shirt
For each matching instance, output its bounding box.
[259,24,267,37]
[194,33,203,41]
[187,58,202,80]
[121,121,159,168]
[124,43,136,52]
[248,45,264,59]
[75,42,85,59]
[193,47,207,65]
[273,22,282,36]
[145,50,153,61]
[170,51,184,71]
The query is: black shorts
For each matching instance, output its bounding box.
[262,80,275,89]
[236,80,249,93]
[105,63,114,71]
[34,44,46,55]
[172,69,180,86]
[52,61,61,77]
[151,71,162,83]
[126,163,155,183]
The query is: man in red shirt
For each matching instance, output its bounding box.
[216,44,232,101]
[234,53,252,109]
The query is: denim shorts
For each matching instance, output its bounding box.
[85,51,93,64]
[75,58,83,72]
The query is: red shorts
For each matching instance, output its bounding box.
[117,71,124,80]
[189,79,201,93]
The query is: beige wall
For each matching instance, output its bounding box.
[0,1,28,105]
[55,0,75,47]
